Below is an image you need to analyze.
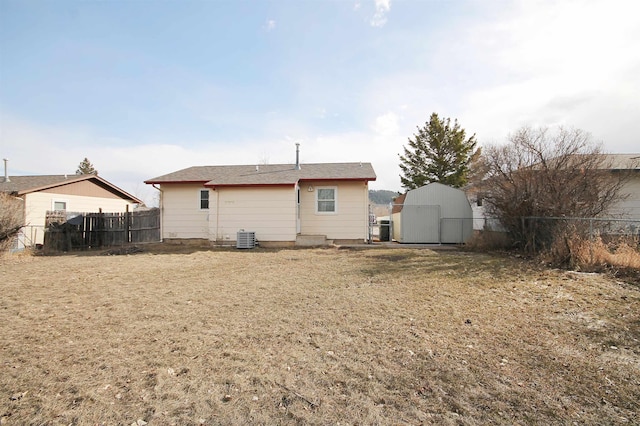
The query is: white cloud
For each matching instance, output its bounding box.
[373,111,400,136]
[265,19,276,31]
[370,0,391,27]
[458,0,640,149]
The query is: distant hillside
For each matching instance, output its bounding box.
[369,189,401,205]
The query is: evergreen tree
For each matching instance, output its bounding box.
[399,113,477,189]
[76,158,98,175]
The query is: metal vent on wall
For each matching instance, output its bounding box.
[236,231,256,249]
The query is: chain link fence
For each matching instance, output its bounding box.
[521,216,639,248]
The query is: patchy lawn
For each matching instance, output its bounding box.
[1,247,638,425]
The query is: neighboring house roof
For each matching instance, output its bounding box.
[464,153,640,196]
[391,193,406,214]
[529,154,640,171]
[145,163,377,187]
[598,154,640,171]
[0,174,143,204]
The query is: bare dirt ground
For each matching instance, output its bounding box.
[1,245,639,425]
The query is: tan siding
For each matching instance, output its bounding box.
[23,192,135,245]
[392,212,402,241]
[212,186,297,242]
[161,185,210,239]
[300,181,369,240]
[39,180,122,199]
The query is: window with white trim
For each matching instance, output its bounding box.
[53,200,67,211]
[200,189,209,210]
[316,187,337,213]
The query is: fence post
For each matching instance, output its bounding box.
[98,208,104,248]
[589,218,594,265]
[125,205,131,244]
[83,213,89,248]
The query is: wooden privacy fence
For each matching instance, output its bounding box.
[44,208,160,251]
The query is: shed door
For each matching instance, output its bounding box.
[402,205,440,243]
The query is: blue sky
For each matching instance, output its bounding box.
[1,0,639,206]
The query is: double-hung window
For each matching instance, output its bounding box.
[200,189,209,210]
[316,187,337,213]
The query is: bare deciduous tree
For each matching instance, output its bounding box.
[478,126,631,251]
[0,193,24,251]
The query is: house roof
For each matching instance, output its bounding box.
[391,193,406,214]
[0,174,143,203]
[599,154,640,171]
[145,163,377,187]
[525,154,640,173]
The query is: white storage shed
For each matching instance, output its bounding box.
[392,182,473,244]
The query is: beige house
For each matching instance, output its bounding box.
[145,162,377,246]
[467,153,640,229]
[0,174,142,246]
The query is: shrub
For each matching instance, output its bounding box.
[479,126,633,253]
[0,192,24,251]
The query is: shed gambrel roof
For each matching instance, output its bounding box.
[0,174,142,203]
[145,163,377,187]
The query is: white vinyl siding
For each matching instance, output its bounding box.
[607,177,640,219]
[300,181,369,240]
[211,186,297,242]
[161,184,210,239]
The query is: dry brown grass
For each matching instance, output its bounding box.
[1,246,639,425]
[465,230,511,251]
[568,237,640,270]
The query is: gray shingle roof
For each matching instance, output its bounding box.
[145,163,377,186]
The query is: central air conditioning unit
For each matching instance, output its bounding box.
[236,230,256,249]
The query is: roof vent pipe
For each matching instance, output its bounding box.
[3,158,9,183]
[295,143,301,170]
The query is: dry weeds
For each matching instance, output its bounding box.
[570,237,640,271]
[1,246,639,425]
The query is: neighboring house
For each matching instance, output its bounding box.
[602,154,640,219]
[391,183,473,244]
[144,161,377,247]
[0,173,142,247]
[466,153,640,228]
